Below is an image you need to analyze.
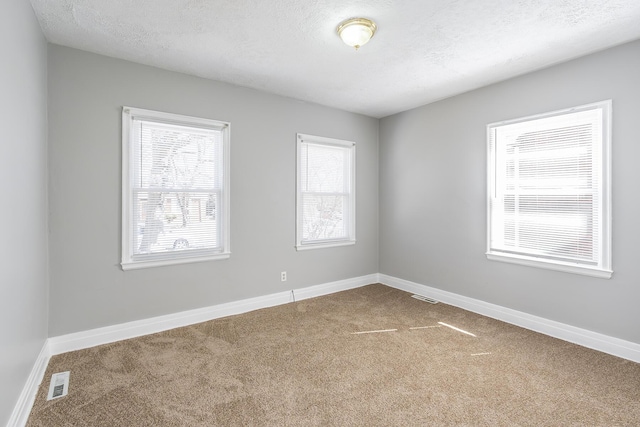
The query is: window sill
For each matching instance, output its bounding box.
[296,240,356,251]
[486,252,612,279]
[122,252,230,270]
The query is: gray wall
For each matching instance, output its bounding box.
[379,39,640,344]
[47,45,379,336]
[0,0,49,424]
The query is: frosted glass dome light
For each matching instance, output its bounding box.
[337,18,377,50]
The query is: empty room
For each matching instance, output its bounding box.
[3,0,640,425]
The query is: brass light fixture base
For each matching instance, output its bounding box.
[337,17,377,50]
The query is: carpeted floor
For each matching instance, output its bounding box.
[27,284,640,426]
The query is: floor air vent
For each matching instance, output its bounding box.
[47,371,70,401]
[411,294,439,304]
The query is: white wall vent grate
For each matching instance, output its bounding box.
[411,294,439,304]
[47,371,70,401]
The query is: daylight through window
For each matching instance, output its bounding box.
[487,101,612,278]
[296,134,355,249]
[122,107,230,269]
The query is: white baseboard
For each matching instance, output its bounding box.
[7,341,51,427]
[15,272,640,427]
[379,274,640,363]
[48,274,378,356]
[293,274,377,301]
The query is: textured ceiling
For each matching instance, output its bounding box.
[30,0,640,118]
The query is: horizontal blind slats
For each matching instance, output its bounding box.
[489,106,604,265]
[299,138,353,244]
[132,118,223,257]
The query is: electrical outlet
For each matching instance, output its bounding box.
[281,271,287,282]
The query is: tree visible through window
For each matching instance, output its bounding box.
[487,101,612,278]
[122,107,230,270]
[296,133,355,249]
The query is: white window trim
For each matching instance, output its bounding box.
[486,100,612,279]
[296,133,356,250]
[121,107,231,270]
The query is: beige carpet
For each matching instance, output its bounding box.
[27,284,640,426]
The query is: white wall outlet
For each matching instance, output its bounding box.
[281,271,287,282]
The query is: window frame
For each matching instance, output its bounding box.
[486,100,612,278]
[296,133,356,250]
[121,107,230,270]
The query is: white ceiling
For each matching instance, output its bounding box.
[30,0,640,118]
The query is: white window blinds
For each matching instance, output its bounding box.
[122,107,230,269]
[487,101,611,278]
[297,134,355,249]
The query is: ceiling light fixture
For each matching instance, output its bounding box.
[337,17,377,50]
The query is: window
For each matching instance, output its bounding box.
[487,101,612,278]
[296,133,355,249]
[122,107,230,270]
